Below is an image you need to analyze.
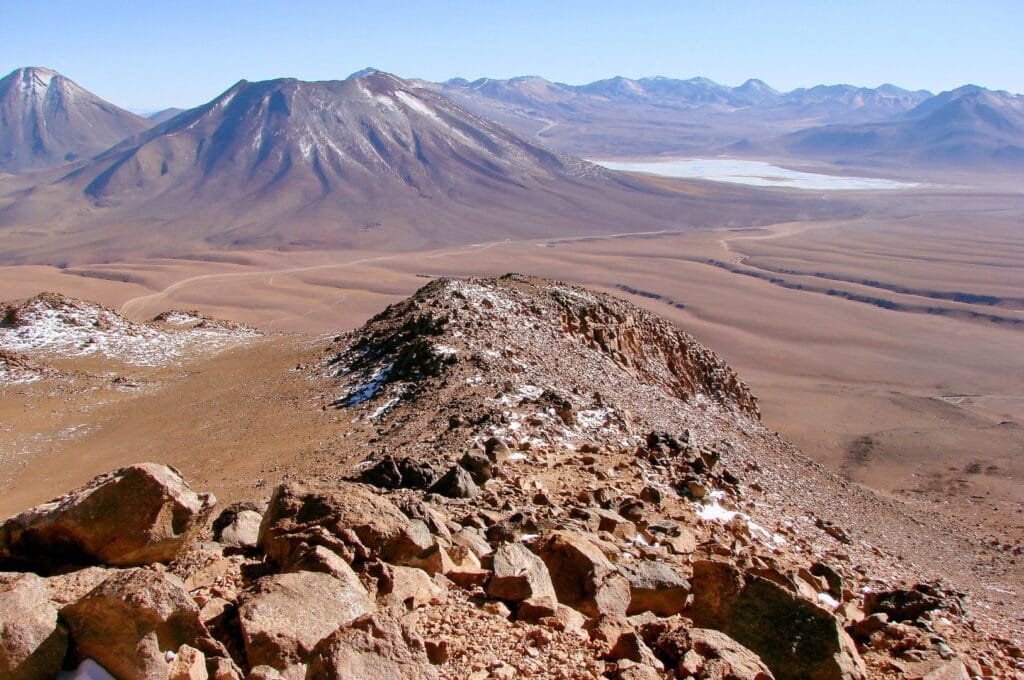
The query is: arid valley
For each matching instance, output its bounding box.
[2,15,1023,676]
[3,167,1021,530]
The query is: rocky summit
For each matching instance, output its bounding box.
[0,275,1019,679]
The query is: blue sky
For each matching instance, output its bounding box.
[2,1,1021,111]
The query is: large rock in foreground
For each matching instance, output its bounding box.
[60,568,211,680]
[689,560,865,680]
[537,531,631,618]
[258,482,432,568]
[238,571,376,670]
[0,572,68,680]
[306,610,438,680]
[0,464,215,571]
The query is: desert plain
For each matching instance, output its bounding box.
[1,162,1021,558]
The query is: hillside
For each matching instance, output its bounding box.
[0,67,150,173]
[0,276,1019,678]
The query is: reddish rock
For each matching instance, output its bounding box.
[689,560,865,680]
[0,464,215,570]
[258,482,432,568]
[0,572,68,680]
[537,530,631,618]
[238,571,375,670]
[617,560,690,616]
[305,610,438,679]
[60,568,211,680]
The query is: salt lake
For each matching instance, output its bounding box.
[593,158,918,190]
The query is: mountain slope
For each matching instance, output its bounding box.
[0,70,838,265]
[782,85,1024,167]
[0,67,150,173]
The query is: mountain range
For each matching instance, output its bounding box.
[3,69,823,265]
[0,66,1021,264]
[782,85,1024,167]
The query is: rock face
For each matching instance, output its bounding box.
[689,560,866,680]
[258,481,431,567]
[537,531,631,618]
[305,611,438,680]
[0,572,68,680]
[0,464,216,571]
[60,568,210,680]
[238,571,376,670]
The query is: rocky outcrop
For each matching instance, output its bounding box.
[689,560,866,680]
[258,481,432,568]
[0,464,215,571]
[0,572,68,680]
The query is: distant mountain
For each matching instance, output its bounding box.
[146,107,185,124]
[432,75,931,156]
[3,70,817,264]
[0,67,150,173]
[783,85,1024,167]
[776,84,932,124]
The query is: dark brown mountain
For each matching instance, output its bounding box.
[0,67,150,173]
[782,85,1024,168]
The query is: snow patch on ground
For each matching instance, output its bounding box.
[697,495,786,547]
[338,365,391,406]
[0,297,260,368]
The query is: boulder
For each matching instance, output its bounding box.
[863,588,943,623]
[617,561,690,616]
[0,572,68,680]
[458,452,494,485]
[305,610,438,680]
[594,509,637,540]
[487,542,557,607]
[212,502,264,550]
[238,571,375,670]
[366,561,447,610]
[483,437,511,463]
[427,466,479,499]
[45,566,112,606]
[258,482,432,568]
[537,530,631,618]
[657,625,774,679]
[359,456,438,491]
[689,560,866,680]
[60,568,210,680]
[0,464,215,571]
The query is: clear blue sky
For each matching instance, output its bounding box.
[2,1,1021,111]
